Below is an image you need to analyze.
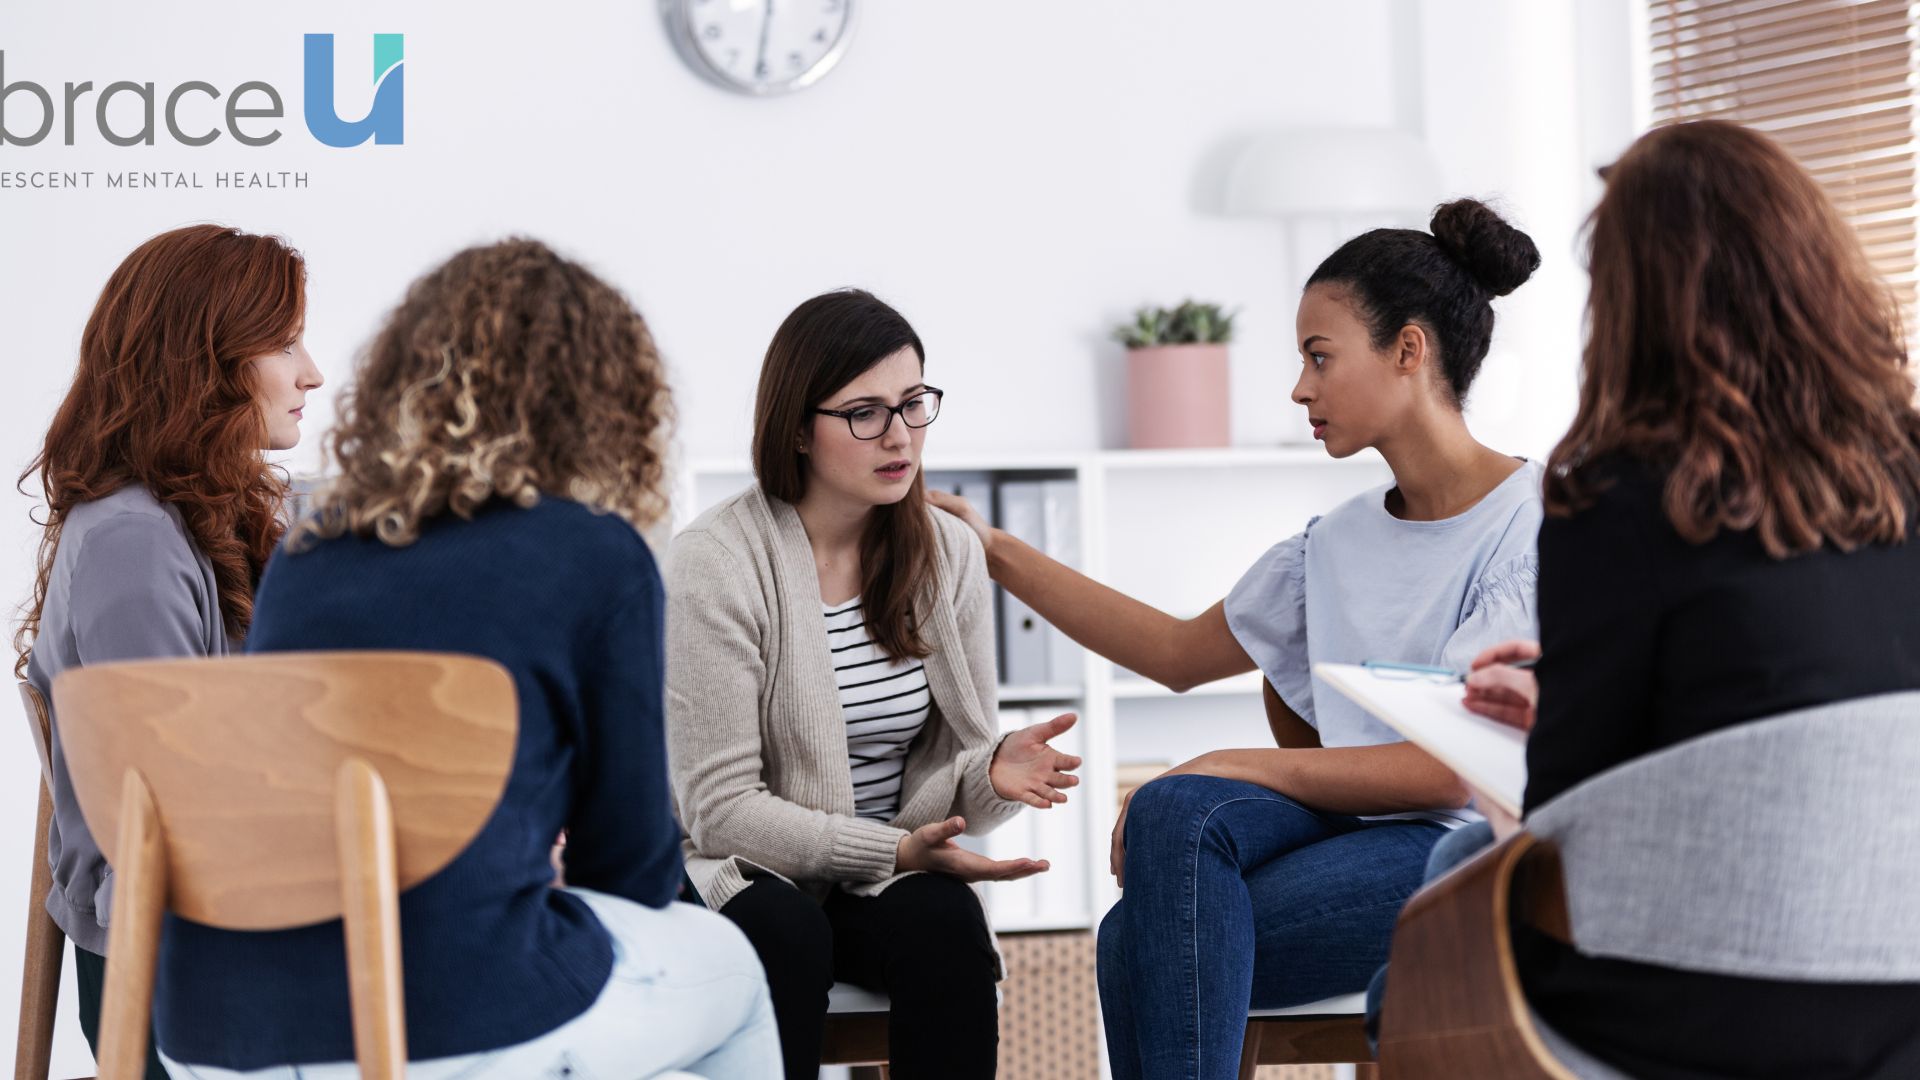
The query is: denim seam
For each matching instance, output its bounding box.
[1184,794,1326,1080]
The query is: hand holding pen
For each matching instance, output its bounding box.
[1460,640,1542,732]
[1359,645,1539,730]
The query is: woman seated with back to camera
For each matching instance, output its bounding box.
[1414,120,1920,1080]
[150,239,780,1079]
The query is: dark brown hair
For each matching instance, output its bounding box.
[293,238,673,549]
[752,289,933,660]
[1307,198,1541,407]
[1546,120,1920,557]
[15,224,302,676]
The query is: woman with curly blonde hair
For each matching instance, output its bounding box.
[17,223,319,1080]
[150,239,778,1078]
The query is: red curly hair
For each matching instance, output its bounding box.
[14,224,303,675]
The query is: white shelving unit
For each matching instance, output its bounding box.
[674,446,1392,934]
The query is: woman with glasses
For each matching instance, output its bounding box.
[932,199,1546,1080]
[667,288,1082,1079]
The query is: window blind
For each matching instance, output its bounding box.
[1648,0,1918,330]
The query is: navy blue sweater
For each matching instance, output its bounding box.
[153,498,683,1069]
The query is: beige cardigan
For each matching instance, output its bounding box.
[666,485,1024,913]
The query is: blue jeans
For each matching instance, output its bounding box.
[1097,775,1445,1080]
[1363,819,1496,1048]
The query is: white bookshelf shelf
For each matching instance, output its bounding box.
[678,445,1390,935]
[1110,671,1264,700]
[999,684,1085,704]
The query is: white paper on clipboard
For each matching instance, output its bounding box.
[1313,662,1528,818]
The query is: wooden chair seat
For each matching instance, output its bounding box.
[822,981,889,1073]
[1238,992,1376,1080]
[826,981,888,1015]
[1248,991,1366,1019]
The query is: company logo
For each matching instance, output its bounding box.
[303,34,403,148]
[0,34,404,148]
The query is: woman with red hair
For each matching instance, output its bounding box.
[14,223,322,1077]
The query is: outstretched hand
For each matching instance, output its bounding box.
[895,816,1049,882]
[990,712,1083,808]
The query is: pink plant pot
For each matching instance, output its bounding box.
[1125,343,1231,449]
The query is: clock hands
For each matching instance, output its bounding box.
[755,0,774,83]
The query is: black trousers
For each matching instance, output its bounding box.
[717,873,999,1079]
[74,944,169,1080]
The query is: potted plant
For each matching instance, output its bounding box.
[1111,299,1236,449]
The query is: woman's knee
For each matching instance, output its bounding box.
[718,878,833,988]
[882,874,994,973]
[1126,773,1299,854]
[1095,902,1128,986]
[892,871,986,920]
[665,900,768,984]
[1423,820,1494,881]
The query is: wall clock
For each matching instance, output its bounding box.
[662,0,857,96]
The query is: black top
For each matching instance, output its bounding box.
[155,498,684,1069]
[1519,455,1920,1079]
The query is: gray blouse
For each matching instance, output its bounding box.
[24,485,228,955]
[1224,461,1543,827]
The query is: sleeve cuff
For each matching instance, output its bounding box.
[828,816,908,882]
[960,744,1025,832]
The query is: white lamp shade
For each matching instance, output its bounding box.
[1222,128,1445,218]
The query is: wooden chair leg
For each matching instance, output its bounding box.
[1236,1021,1263,1080]
[336,761,406,1080]
[16,781,60,1080]
[98,773,165,1080]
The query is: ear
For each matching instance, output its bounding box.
[1393,323,1431,377]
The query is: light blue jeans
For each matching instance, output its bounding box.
[1098,775,1445,1080]
[160,889,780,1080]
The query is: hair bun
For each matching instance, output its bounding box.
[1430,199,1541,297]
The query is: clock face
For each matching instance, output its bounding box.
[665,0,856,96]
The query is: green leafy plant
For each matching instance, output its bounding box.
[1112,300,1237,348]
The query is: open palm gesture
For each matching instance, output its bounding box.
[990,712,1082,809]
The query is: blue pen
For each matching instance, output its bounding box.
[1361,656,1539,683]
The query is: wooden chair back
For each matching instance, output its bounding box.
[15,683,69,1080]
[1376,830,1577,1078]
[50,653,518,1080]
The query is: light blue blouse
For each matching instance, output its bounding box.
[1224,460,1543,826]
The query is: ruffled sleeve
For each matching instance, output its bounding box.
[1223,517,1320,729]
[1438,552,1540,673]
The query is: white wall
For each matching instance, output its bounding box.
[0,1,1640,1071]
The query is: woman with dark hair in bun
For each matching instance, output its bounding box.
[930,198,1544,1079]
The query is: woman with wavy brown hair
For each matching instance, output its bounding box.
[147,238,778,1079]
[1453,119,1920,1078]
[16,223,319,1080]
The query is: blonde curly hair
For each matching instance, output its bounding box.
[294,238,672,549]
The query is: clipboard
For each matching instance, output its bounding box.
[1313,661,1528,817]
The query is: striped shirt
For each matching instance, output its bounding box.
[825,599,930,821]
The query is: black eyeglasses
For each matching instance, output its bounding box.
[814,387,944,440]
